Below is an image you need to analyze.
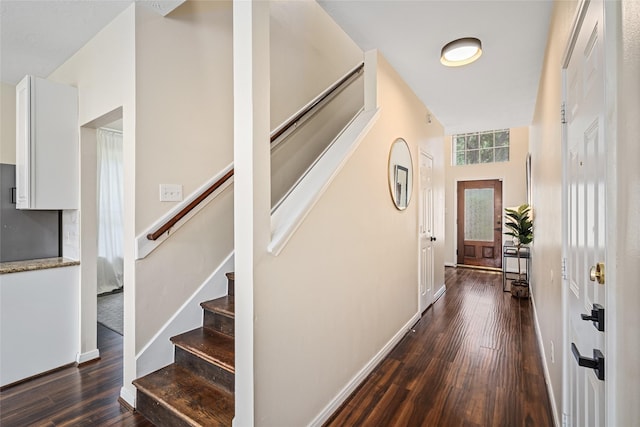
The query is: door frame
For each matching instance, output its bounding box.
[454,177,505,269]
[561,0,619,424]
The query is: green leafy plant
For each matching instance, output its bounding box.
[504,204,533,280]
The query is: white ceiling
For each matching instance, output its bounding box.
[319,0,554,134]
[1,0,553,135]
[0,0,183,85]
[0,1,132,85]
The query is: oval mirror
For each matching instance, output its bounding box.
[388,138,413,210]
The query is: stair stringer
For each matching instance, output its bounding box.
[135,252,234,378]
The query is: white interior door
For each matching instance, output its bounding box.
[419,151,434,313]
[564,0,606,425]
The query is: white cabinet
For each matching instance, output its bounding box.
[16,76,78,209]
[0,265,80,387]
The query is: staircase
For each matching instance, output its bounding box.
[133,273,235,426]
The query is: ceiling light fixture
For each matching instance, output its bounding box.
[440,37,482,67]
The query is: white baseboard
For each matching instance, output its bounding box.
[120,385,136,408]
[531,295,561,427]
[444,262,456,268]
[308,312,421,427]
[434,284,446,302]
[76,349,100,364]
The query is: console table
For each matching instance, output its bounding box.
[502,243,530,292]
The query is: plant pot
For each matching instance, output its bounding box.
[510,279,530,298]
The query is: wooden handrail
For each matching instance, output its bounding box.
[146,169,234,241]
[147,62,365,241]
[270,62,364,142]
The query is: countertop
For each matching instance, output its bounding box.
[0,257,80,274]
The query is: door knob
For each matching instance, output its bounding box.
[581,303,605,331]
[430,236,437,241]
[571,343,605,380]
[589,262,605,285]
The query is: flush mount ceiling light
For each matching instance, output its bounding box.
[440,37,482,67]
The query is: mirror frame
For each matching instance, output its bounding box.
[388,138,413,210]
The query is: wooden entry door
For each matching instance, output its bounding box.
[457,179,502,268]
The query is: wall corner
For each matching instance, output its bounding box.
[364,49,379,111]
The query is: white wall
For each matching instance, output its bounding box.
[48,4,137,398]
[252,52,445,426]
[443,127,529,266]
[529,0,578,420]
[530,1,640,423]
[0,82,16,164]
[608,0,640,423]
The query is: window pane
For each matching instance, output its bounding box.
[466,134,479,150]
[480,133,494,148]
[480,148,494,163]
[495,130,509,146]
[453,129,510,166]
[495,147,509,162]
[466,150,479,164]
[464,188,494,242]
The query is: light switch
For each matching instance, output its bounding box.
[159,184,183,202]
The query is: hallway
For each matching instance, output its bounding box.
[0,268,554,426]
[325,267,554,426]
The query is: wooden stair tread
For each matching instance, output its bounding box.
[171,328,234,373]
[225,272,234,281]
[133,364,233,426]
[201,296,235,318]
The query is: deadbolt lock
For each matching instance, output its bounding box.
[589,262,605,285]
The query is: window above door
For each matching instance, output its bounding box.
[453,129,510,166]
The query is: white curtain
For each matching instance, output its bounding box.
[97,128,124,295]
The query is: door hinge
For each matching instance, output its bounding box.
[456,249,458,255]
[561,257,568,280]
[561,102,567,124]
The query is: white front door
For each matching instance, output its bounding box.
[564,0,606,425]
[419,151,434,313]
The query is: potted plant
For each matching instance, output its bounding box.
[504,204,533,298]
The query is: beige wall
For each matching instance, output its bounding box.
[134,1,234,234]
[0,82,16,164]
[270,0,362,129]
[133,0,362,352]
[253,52,445,425]
[132,1,236,350]
[443,127,529,265]
[529,0,578,420]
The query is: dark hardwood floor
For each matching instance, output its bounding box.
[1,268,553,426]
[0,324,152,427]
[325,267,555,427]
